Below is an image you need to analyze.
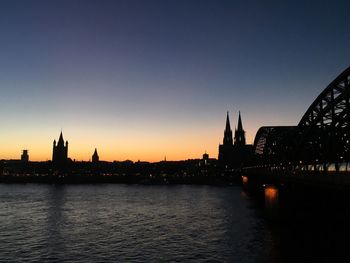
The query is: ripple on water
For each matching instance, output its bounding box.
[0,184,273,262]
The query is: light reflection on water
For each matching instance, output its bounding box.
[264,185,279,209]
[0,184,278,262]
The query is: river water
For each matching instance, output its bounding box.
[0,184,347,262]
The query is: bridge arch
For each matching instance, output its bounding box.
[253,126,296,164]
[296,67,350,165]
[252,67,350,169]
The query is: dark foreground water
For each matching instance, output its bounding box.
[1,184,348,262]
[0,184,277,262]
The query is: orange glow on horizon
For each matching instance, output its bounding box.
[0,129,226,162]
[0,115,262,162]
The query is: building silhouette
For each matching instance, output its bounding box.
[218,112,235,166]
[92,148,99,163]
[52,131,68,169]
[21,150,29,163]
[234,112,246,146]
[203,152,209,164]
[218,112,253,168]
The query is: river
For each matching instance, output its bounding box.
[0,184,347,262]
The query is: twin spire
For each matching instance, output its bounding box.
[223,111,246,146]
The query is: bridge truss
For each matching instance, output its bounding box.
[253,67,350,172]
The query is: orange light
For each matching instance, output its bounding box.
[242,175,248,186]
[264,185,279,208]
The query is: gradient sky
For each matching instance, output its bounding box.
[1,0,350,162]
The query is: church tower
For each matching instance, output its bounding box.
[219,111,252,168]
[218,112,235,165]
[52,131,68,169]
[223,112,233,145]
[234,111,246,146]
[92,148,99,163]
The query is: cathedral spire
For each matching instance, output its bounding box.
[237,111,243,131]
[223,112,233,145]
[234,111,246,146]
[225,111,231,132]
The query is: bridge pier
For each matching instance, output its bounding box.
[241,174,281,219]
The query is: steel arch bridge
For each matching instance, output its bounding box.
[253,126,296,164]
[252,66,350,173]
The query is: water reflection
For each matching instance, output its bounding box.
[7,184,350,262]
[242,175,249,188]
[0,184,278,262]
[261,184,350,262]
[44,185,67,260]
[264,185,279,209]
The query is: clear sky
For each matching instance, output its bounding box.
[0,0,349,162]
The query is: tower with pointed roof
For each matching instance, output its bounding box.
[52,131,68,168]
[92,148,99,163]
[218,111,253,168]
[223,112,233,146]
[234,111,246,146]
[218,112,235,165]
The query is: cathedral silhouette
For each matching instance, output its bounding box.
[218,112,253,168]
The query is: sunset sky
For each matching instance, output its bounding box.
[1,0,350,162]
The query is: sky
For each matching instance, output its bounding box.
[0,0,349,162]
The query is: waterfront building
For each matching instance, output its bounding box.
[52,131,68,169]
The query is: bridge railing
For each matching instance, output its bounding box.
[242,161,350,176]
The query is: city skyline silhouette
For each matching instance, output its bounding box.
[1,1,349,162]
[1,2,350,262]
